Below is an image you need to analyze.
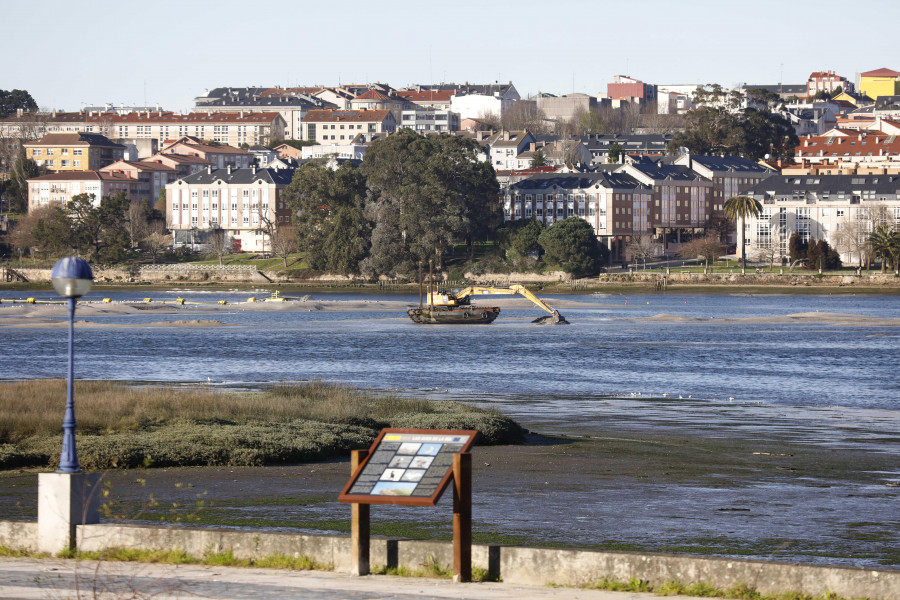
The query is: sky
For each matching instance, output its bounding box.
[4,0,897,113]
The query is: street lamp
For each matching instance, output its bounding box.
[50,257,93,473]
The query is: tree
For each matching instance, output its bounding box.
[3,153,42,213]
[141,222,170,264]
[788,232,808,268]
[497,218,543,269]
[723,195,762,272]
[206,226,232,266]
[281,161,370,274]
[501,102,548,133]
[868,225,900,274]
[531,149,546,167]
[667,84,799,161]
[627,233,661,267]
[677,234,725,270]
[607,141,623,164]
[360,130,499,277]
[68,192,131,263]
[10,205,72,258]
[538,217,607,277]
[0,89,38,119]
[704,214,733,243]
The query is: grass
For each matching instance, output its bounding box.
[0,380,527,471]
[580,577,854,600]
[53,546,331,571]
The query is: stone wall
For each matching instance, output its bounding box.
[1,520,896,598]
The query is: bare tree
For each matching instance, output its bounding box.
[477,110,501,131]
[206,226,231,266]
[140,221,169,264]
[752,226,788,270]
[834,217,869,267]
[265,217,298,269]
[627,233,661,268]
[124,202,149,250]
[501,101,549,134]
[677,235,726,270]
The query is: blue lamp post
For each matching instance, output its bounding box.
[50,257,93,474]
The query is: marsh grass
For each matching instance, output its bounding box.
[55,547,329,571]
[0,380,526,470]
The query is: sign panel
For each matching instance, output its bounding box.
[338,428,477,506]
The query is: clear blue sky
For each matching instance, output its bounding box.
[4,0,895,112]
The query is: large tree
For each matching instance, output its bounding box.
[723,195,762,273]
[68,192,132,263]
[668,84,799,162]
[281,161,370,274]
[537,217,607,278]
[868,225,900,274]
[0,89,37,119]
[360,130,499,277]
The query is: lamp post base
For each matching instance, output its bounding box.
[37,472,101,553]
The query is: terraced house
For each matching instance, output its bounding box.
[23,132,125,172]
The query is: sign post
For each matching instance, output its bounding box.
[339,429,478,582]
[350,449,370,576]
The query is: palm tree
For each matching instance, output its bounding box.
[867,225,900,274]
[724,195,762,273]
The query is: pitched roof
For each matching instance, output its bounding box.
[353,89,393,101]
[860,68,900,78]
[302,109,392,123]
[24,132,124,148]
[84,112,283,124]
[509,171,646,191]
[101,160,176,172]
[163,141,252,155]
[394,90,455,103]
[687,155,771,174]
[176,167,295,186]
[744,174,900,196]
[794,132,900,160]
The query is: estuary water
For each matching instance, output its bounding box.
[1,290,897,412]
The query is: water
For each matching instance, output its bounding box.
[1,291,897,412]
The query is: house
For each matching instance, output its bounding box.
[502,171,652,261]
[301,109,396,143]
[23,132,125,172]
[80,111,287,147]
[484,130,536,170]
[858,68,900,103]
[806,71,853,98]
[578,134,674,165]
[159,137,253,169]
[793,131,900,168]
[166,166,295,253]
[349,89,408,122]
[99,160,178,206]
[741,174,900,265]
[141,152,213,178]
[27,171,144,212]
[394,89,454,111]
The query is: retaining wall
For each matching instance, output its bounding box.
[1,520,896,598]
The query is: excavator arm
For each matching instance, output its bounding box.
[450,285,566,323]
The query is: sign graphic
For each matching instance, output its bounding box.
[338,429,477,506]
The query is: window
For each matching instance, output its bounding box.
[47,149,54,155]
[73,160,80,167]
[61,148,69,155]
[32,149,42,156]
[61,160,69,167]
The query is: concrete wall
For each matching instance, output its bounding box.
[1,520,897,599]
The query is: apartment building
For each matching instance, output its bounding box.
[502,172,652,260]
[673,154,773,212]
[194,86,334,139]
[27,171,143,212]
[617,160,715,251]
[99,160,178,205]
[301,109,396,143]
[166,166,295,253]
[794,130,900,167]
[23,132,125,172]
[399,109,459,132]
[742,174,900,265]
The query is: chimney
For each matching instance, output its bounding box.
[252,164,257,175]
[207,165,212,174]
[227,165,232,175]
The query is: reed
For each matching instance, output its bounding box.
[0,380,526,470]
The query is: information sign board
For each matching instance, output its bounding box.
[338,428,477,506]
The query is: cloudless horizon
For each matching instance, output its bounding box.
[4,0,897,114]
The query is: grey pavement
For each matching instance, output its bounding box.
[0,557,712,600]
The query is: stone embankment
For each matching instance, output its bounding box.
[4,265,898,287]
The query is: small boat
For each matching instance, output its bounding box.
[407,305,500,324]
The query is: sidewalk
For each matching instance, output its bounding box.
[0,557,710,600]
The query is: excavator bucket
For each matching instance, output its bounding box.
[532,310,569,325]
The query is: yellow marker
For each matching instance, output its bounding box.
[26,298,36,304]
[175,298,185,305]
[218,300,227,305]
[102,298,112,303]
[144,298,153,303]
[247,297,257,302]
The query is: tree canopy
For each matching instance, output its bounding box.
[359,130,499,276]
[537,217,607,277]
[668,84,799,162]
[0,89,37,119]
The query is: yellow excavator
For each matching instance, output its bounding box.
[408,284,568,324]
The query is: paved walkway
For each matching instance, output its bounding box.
[0,557,711,600]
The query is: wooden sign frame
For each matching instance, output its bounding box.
[338,428,477,507]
